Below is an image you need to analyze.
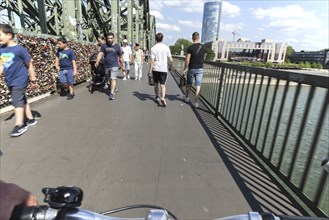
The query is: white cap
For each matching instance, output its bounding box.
[123,39,128,43]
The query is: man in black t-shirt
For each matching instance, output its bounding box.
[182,32,206,108]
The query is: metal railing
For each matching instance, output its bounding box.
[172,56,329,217]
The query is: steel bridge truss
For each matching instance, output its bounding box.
[0,0,155,48]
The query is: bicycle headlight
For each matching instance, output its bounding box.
[42,186,83,209]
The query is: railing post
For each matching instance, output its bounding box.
[215,65,225,117]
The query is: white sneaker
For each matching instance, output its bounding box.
[194,102,199,108]
[160,98,167,107]
[123,77,127,80]
[127,75,130,79]
[184,96,190,103]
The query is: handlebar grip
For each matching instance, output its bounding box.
[10,205,57,220]
[279,215,329,220]
[10,206,36,220]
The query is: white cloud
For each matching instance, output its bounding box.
[252,5,323,30]
[221,22,244,32]
[149,0,240,16]
[163,1,187,7]
[150,10,164,20]
[178,20,202,28]
[222,1,240,18]
[250,4,328,50]
[156,23,181,32]
[149,1,164,11]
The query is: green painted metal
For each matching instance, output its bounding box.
[0,0,155,46]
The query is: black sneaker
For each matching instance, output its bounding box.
[25,118,37,127]
[154,96,160,103]
[10,125,28,137]
[67,94,74,100]
[109,93,114,100]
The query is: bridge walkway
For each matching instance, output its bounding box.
[0,64,305,219]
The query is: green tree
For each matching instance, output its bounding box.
[314,63,323,69]
[265,62,273,68]
[169,38,192,55]
[285,45,295,63]
[205,48,215,61]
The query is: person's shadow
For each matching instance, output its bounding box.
[132,91,184,106]
[4,110,42,121]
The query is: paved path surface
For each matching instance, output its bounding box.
[0,65,305,219]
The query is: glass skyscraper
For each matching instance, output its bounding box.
[201,0,222,43]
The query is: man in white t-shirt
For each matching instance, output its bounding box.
[121,39,132,80]
[148,33,173,107]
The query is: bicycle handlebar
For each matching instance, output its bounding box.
[10,186,328,220]
[10,206,329,220]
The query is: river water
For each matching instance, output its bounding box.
[215,81,329,214]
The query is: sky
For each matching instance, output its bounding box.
[149,0,329,51]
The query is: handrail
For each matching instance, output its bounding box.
[172,56,329,217]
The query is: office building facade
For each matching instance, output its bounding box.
[206,38,287,63]
[290,50,329,69]
[201,0,222,43]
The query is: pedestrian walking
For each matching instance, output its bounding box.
[133,43,144,80]
[95,32,124,100]
[148,33,173,107]
[55,37,78,100]
[121,39,132,80]
[0,24,38,137]
[182,32,206,108]
[97,36,105,49]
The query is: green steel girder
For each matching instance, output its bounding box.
[0,0,155,46]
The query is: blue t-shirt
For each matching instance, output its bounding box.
[100,43,122,68]
[0,44,30,88]
[56,48,76,70]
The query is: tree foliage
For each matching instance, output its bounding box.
[205,48,215,61]
[234,61,323,69]
[169,38,216,61]
[169,38,192,55]
[285,45,295,63]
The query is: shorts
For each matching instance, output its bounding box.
[152,71,167,85]
[9,87,27,108]
[187,68,203,86]
[124,61,130,70]
[105,67,119,80]
[60,69,75,85]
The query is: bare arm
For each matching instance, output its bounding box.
[72,60,77,75]
[183,53,191,74]
[148,57,154,76]
[168,56,173,72]
[55,57,60,71]
[120,55,125,71]
[0,180,38,220]
[95,52,104,67]
[26,61,37,81]
[0,65,3,76]
[142,51,144,63]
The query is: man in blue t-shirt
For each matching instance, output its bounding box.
[95,32,124,100]
[55,37,77,100]
[0,24,38,137]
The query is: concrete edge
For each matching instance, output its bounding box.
[0,93,51,115]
